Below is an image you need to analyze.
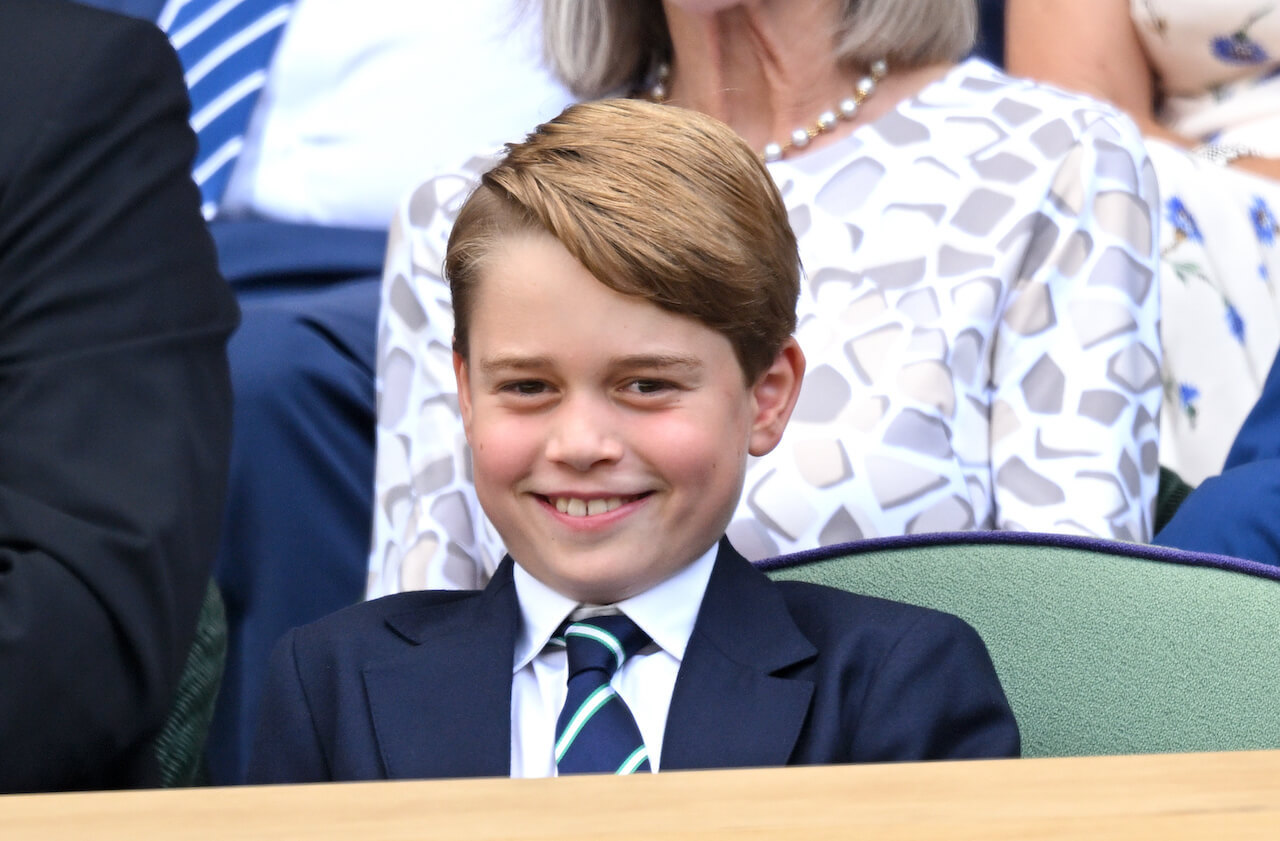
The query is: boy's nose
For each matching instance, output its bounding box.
[544,396,624,471]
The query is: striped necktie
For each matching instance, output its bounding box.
[553,615,653,775]
[160,0,294,220]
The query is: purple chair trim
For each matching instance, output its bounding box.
[754,530,1280,583]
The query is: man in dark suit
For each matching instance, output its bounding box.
[77,0,386,789]
[249,100,1018,783]
[0,0,237,792]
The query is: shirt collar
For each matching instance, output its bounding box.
[511,541,719,673]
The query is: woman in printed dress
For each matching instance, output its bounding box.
[1009,0,1280,485]
[368,0,1163,595]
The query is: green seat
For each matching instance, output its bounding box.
[154,580,228,787]
[764,533,1280,757]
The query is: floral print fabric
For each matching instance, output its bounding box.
[1132,0,1280,482]
[1134,0,1280,148]
[366,59,1162,596]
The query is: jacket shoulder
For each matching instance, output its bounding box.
[290,589,484,649]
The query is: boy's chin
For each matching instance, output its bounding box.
[552,572,646,606]
[507,526,719,604]
[531,556,688,605]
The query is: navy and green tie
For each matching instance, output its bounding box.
[553,614,653,775]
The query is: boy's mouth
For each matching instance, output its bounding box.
[541,494,649,518]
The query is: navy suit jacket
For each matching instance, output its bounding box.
[249,541,1019,782]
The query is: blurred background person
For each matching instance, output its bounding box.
[77,0,573,784]
[1007,0,1280,485]
[1,0,236,792]
[1154,350,1280,567]
[370,0,1163,597]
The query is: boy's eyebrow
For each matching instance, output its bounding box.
[477,354,553,375]
[610,353,703,372]
[477,353,704,374]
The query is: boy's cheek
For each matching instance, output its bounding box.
[467,417,531,477]
[643,418,741,478]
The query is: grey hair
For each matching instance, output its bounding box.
[541,0,977,99]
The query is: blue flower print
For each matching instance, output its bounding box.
[1177,382,1201,426]
[1262,263,1271,282]
[1178,382,1200,410]
[1213,8,1275,64]
[1251,196,1278,245]
[1166,197,1203,243]
[1226,302,1246,344]
[1213,33,1269,63]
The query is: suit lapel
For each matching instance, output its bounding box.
[363,560,520,779]
[661,540,818,770]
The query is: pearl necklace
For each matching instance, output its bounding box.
[647,59,888,162]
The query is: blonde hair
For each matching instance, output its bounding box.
[445,99,800,383]
[541,0,977,98]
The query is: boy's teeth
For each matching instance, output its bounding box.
[553,496,625,517]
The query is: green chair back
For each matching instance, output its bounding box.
[154,579,227,786]
[764,533,1280,757]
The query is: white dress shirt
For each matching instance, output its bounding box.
[220,0,574,228]
[508,543,719,778]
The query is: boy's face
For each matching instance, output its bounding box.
[454,233,802,605]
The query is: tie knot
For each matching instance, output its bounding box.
[557,614,650,679]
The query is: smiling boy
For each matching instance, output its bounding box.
[454,229,798,607]
[249,100,1018,782]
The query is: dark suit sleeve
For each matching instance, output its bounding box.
[247,629,334,785]
[0,4,238,791]
[850,611,1021,761]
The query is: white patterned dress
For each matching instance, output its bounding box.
[367,58,1162,596]
[1132,0,1280,484]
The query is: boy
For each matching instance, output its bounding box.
[249,100,1018,782]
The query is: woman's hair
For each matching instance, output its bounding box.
[541,0,978,98]
[445,98,800,383]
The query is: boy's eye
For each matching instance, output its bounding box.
[626,379,672,395]
[500,380,548,396]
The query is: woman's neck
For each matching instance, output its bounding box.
[660,0,955,158]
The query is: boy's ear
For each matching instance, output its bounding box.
[453,349,474,437]
[748,337,806,457]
